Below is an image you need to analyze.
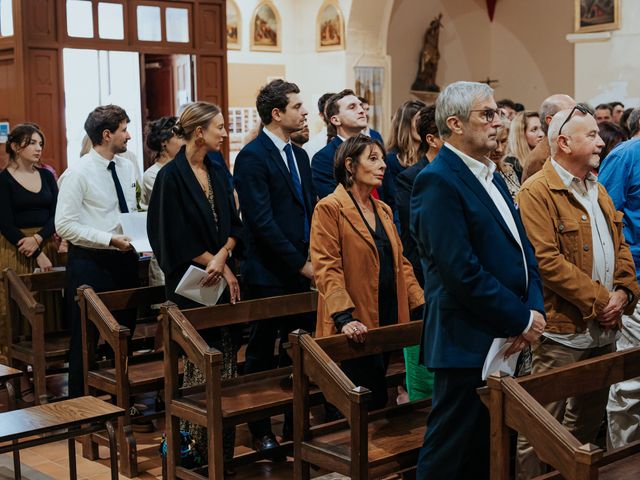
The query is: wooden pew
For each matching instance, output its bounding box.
[288,322,430,480]
[486,346,640,480]
[2,268,68,405]
[162,291,321,480]
[77,284,168,478]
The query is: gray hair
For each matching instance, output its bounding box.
[628,108,640,137]
[547,108,586,157]
[435,81,494,138]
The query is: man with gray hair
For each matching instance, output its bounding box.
[411,81,546,479]
[517,106,639,477]
[521,94,576,182]
[599,113,640,448]
[627,107,640,138]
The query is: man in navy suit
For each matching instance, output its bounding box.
[410,81,546,479]
[234,79,316,455]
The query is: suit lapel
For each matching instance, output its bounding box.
[259,131,304,208]
[442,147,519,246]
[335,185,377,253]
[175,150,218,241]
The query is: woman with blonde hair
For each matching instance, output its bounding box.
[147,101,242,474]
[505,111,544,181]
[385,100,427,187]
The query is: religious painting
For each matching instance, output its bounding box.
[317,1,344,51]
[575,0,620,33]
[250,1,280,52]
[226,0,241,50]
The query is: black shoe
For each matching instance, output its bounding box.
[252,434,285,461]
[224,466,236,477]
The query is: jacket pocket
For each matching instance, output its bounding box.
[556,218,580,262]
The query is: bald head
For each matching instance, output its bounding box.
[540,94,576,134]
[548,107,603,174]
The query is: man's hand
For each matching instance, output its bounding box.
[522,310,546,343]
[299,261,314,280]
[109,235,132,251]
[599,290,627,330]
[504,335,528,357]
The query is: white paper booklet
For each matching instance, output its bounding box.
[175,265,227,306]
[482,338,520,380]
[120,211,152,253]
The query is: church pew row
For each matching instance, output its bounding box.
[485,346,640,480]
[289,321,430,480]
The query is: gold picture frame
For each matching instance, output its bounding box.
[226,0,241,50]
[250,0,281,52]
[317,0,345,51]
[575,0,620,34]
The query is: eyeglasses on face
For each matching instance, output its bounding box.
[558,104,590,135]
[468,108,503,123]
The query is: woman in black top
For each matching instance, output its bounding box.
[0,123,61,358]
[147,102,242,472]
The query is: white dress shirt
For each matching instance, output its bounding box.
[263,127,302,181]
[140,162,163,210]
[56,148,137,249]
[446,142,533,332]
[303,126,329,162]
[544,159,616,349]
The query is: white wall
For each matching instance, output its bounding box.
[573,0,640,107]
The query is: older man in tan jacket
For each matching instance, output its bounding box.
[516,105,640,478]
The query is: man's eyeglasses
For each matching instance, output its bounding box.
[469,108,503,123]
[558,104,590,135]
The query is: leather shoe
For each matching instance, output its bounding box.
[252,434,285,461]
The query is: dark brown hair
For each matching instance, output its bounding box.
[6,123,45,162]
[324,89,357,124]
[334,133,386,188]
[84,104,130,146]
[256,79,301,125]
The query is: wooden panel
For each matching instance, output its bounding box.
[197,2,224,51]
[197,54,224,105]
[26,49,64,173]
[24,0,57,43]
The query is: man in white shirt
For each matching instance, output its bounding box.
[516,106,639,478]
[411,81,546,479]
[56,104,140,398]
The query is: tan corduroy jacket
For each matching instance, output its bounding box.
[310,184,424,338]
[517,160,639,334]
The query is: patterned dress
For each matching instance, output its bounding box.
[180,171,238,463]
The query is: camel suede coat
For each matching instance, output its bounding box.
[310,184,424,337]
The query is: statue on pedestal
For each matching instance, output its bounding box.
[411,14,443,93]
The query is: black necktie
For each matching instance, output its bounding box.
[107,161,129,213]
[284,144,309,242]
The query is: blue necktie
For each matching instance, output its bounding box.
[283,144,309,242]
[107,161,129,213]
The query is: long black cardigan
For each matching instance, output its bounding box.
[147,146,243,307]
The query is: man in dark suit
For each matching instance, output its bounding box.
[410,81,546,479]
[233,79,316,455]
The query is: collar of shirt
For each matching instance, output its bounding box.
[551,158,598,195]
[263,126,292,153]
[445,142,496,183]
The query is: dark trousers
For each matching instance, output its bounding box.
[66,245,139,398]
[244,284,313,439]
[416,368,488,480]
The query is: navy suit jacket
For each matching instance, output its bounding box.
[410,145,544,368]
[234,130,316,289]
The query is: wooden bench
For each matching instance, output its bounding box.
[0,395,123,480]
[485,346,640,480]
[77,284,169,478]
[288,321,430,480]
[162,291,322,480]
[2,268,68,405]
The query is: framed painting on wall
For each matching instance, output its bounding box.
[250,1,280,52]
[575,0,620,33]
[317,0,344,51]
[226,0,241,50]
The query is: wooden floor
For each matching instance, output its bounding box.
[0,373,357,479]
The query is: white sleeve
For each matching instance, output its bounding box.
[55,170,112,248]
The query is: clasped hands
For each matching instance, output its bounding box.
[504,310,546,357]
[203,250,241,304]
[598,289,627,330]
[17,234,42,256]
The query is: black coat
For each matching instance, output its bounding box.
[147,146,243,304]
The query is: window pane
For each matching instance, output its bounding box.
[66,0,94,38]
[137,5,161,41]
[166,8,189,43]
[98,2,124,40]
[0,0,14,37]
